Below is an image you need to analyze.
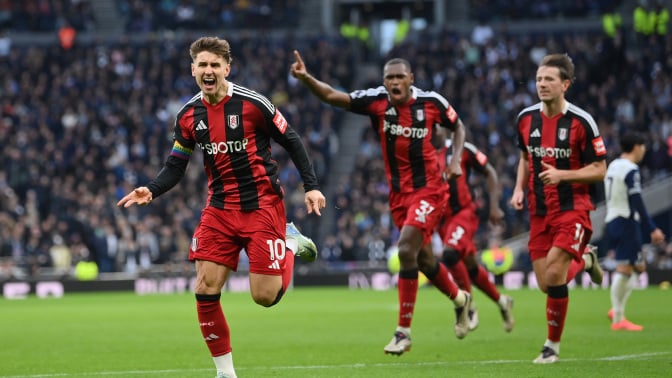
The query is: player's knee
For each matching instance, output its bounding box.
[267,288,285,307]
[417,255,435,274]
[442,248,460,266]
[252,290,278,307]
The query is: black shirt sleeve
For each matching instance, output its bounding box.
[275,125,320,192]
[146,155,189,199]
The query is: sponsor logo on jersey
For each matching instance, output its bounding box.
[530,128,541,138]
[475,150,488,166]
[383,120,429,139]
[446,105,457,123]
[199,138,250,155]
[196,120,208,131]
[385,107,397,116]
[526,145,572,159]
[273,110,288,133]
[592,136,606,156]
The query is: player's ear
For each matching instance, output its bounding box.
[191,62,195,77]
[562,79,571,91]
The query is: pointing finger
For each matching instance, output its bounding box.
[293,50,303,64]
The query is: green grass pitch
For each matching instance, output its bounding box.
[1,286,670,377]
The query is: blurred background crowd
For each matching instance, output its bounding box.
[1,0,671,280]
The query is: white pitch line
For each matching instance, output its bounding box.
[3,352,670,378]
[598,352,670,361]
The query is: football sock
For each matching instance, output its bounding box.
[546,284,569,343]
[566,258,585,283]
[281,249,295,292]
[498,295,509,309]
[426,261,460,300]
[213,352,237,378]
[582,252,593,269]
[627,272,639,290]
[610,272,631,323]
[452,289,467,307]
[196,293,231,357]
[543,340,560,355]
[397,269,419,328]
[448,260,472,292]
[469,265,500,302]
[396,326,411,336]
[286,238,298,256]
[269,249,296,306]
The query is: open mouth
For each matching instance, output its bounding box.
[203,77,216,88]
[390,88,402,95]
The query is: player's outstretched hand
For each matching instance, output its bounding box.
[290,50,308,80]
[117,187,153,208]
[304,189,326,216]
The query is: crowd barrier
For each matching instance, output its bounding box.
[2,269,671,299]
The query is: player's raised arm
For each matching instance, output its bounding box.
[290,50,351,109]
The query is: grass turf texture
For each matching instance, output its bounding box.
[1,287,670,377]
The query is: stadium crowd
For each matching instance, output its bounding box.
[118,0,301,33]
[468,0,621,21]
[1,2,671,279]
[0,0,96,32]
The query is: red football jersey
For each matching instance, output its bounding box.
[171,84,318,210]
[349,86,459,194]
[516,101,607,215]
[436,140,489,215]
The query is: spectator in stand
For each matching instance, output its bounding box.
[57,19,76,50]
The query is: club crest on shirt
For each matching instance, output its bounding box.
[228,115,240,129]
[416,109,425,121]
[558,128,567,141]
